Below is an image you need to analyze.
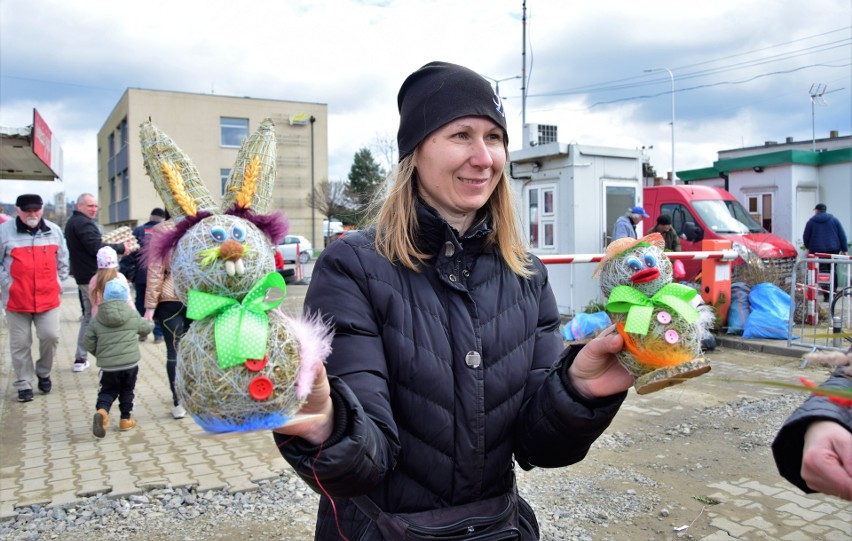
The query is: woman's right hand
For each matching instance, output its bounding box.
[274,363,334,445]
[144,308,155,321]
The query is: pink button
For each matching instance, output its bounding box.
[656,311,672,325]
[664,330,680,344]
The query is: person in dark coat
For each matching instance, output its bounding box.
[125,207,166,343]
[772,367,851,501]
[65,193,134,372]
[803,203,848,301]
[273,61,633,540]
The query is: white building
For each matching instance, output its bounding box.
[678,131,851,256]
[510,126,645,315]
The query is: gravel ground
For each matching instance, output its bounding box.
[0,353,823,541]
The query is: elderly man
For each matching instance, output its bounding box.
[803,203,848,302]
[0,194,69,402]
[64,193,133,372]
[648,214,682,252]
[612,205,650,241]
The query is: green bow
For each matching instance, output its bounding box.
[186,272,287,369]
[606,282,698,335]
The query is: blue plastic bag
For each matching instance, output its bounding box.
[743,283,795,340]
[726,282,751,335]
[562,312,612,341]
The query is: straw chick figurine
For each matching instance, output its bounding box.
[594,233,712,394]
[139,118,332,433]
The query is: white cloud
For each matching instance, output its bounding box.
[1,0,849,203]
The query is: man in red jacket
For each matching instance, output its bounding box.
[0,194,69,402]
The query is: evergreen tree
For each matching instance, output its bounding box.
[347,148,385,225]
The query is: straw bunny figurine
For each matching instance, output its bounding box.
[594,233,712,394]
[140,118,332,433]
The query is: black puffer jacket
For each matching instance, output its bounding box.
[276,204,626,540]
[772,368,852,494]
[65,210,126,285]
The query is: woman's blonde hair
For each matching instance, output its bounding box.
[92,267,119,305]
[374,150,532,277]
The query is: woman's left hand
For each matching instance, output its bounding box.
[568,325,634,399]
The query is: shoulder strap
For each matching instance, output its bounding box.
[351,495,383,522]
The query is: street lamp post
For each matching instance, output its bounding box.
[481,74,522,99]
[309,115,316,249]
[644,67,675,185]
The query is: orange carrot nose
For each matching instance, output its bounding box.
[218,239,245,262]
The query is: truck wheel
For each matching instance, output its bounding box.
[299,251,311,264]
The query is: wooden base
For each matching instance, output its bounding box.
[633,358,711,395]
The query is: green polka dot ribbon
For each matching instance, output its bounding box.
[186,272,287,369]
[606,282,698,335]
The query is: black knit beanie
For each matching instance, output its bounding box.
[397,61,508,160]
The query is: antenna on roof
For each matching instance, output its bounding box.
[809,84,827,151]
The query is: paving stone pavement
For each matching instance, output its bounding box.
[0,284,308,521]
[1,286,850,541]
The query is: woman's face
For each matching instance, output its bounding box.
[414,116,506,233]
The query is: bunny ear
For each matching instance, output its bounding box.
[221,118,276,214]
[140,120,218,219]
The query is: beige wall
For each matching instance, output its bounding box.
[97,88,328,245]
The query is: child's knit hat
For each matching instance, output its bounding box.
[103,279,129,301]
[97,246,119,269]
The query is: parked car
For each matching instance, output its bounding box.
[643,185,797,282]
[277,234,313,264]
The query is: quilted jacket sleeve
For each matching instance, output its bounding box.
[510,257,627,469]
[274,239,400,497]
[772,369,852,494]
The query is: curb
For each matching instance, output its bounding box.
[716,335,802,359]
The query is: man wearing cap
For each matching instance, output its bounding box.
[124,208,166,343]
[612,205,650,241]
[649,214,681,252]
[803,203,848,301]
[64,193,134,372]
[0,194,69,402]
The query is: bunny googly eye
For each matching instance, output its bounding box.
[231,225,246,242]
[644,254,657,268]
[210,227,227,243]
[625,256,642,272]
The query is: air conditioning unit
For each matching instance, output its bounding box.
[523,123,558,147]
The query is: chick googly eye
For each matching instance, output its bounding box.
[231,225,246,242]
[644,254,657,268]
[210,227,227,243]
[625,256,642,272]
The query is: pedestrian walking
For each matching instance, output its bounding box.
[803,203,848,301]
[65,193,135,372]
[86,279,153,437]
[0,194,69,402]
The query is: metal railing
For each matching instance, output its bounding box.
[787,255,851,354]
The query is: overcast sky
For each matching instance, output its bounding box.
[1,0,850,206]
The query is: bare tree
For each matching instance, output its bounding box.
[371,131,397,176]
[306,178,351,224]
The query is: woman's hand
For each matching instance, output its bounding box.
[143,308,155,321]
[568,326,634,399]
[273,363,335,445]
[801,420,852,500]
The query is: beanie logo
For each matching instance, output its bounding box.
[493,94,505,118]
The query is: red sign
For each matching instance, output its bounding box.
[32,109,52,168]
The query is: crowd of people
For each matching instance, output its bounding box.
[0,193,185,435]
[0,62,849,539]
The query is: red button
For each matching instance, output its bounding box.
[244,355,268,372]
[248,376,274,401]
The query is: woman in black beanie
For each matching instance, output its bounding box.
[274,61,633,540]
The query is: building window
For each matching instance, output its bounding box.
[746,193,773,232]
[108,133,115,158]
[220,168,231,196]
[526,185,556,249]
[119,118,128,147]
[220,117,248,147]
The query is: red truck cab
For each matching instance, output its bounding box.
[643,185,797,282]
